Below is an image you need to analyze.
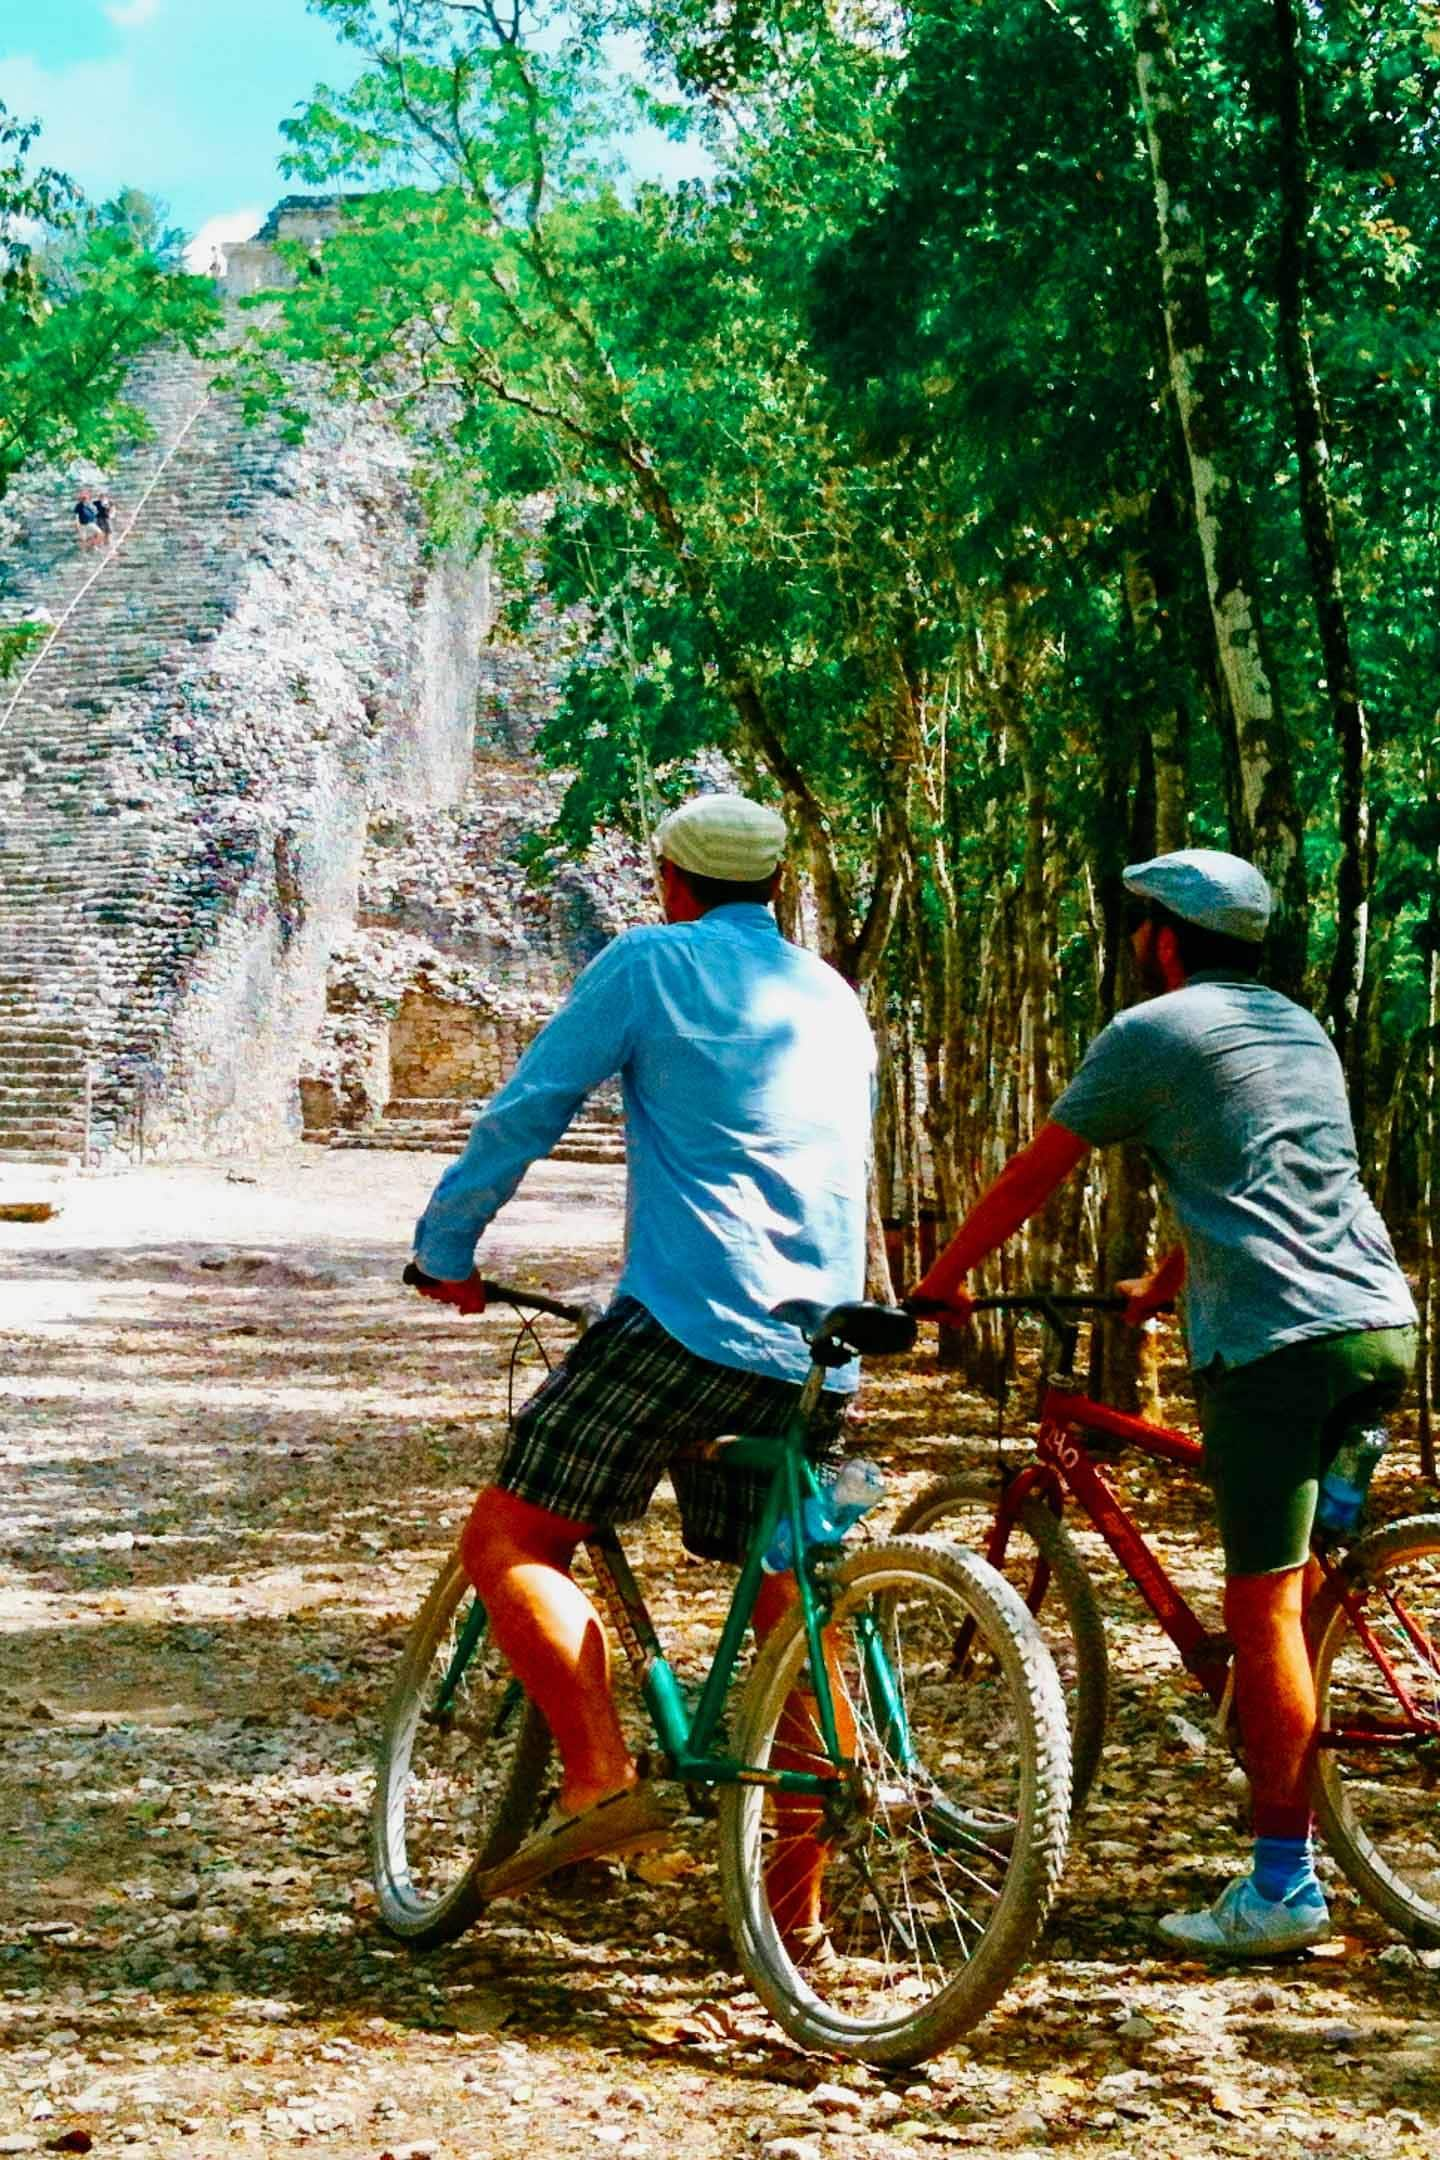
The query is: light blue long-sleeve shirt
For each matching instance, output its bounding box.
[414,904,877,1388]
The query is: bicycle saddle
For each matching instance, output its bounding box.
[772,1297,918,1367]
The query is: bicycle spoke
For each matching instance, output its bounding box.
[1316,1523,1440,1942]
[373,1560,549,1940]
[725,1543,1065,2050]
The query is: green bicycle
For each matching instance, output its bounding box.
[372,1281,1071,2064]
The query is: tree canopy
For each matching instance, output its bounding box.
[0,107,217,506]
[253,0,1440,1418]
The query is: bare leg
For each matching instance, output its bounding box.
[1224,1564,1315,1838]
[753,1571,856,1951]
[461,1486,636,1815]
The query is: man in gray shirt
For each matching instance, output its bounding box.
[912,848,1416,1957]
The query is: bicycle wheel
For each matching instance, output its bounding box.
[717,1536,1071,2065]
[371,1549,551,1947]
[1310,1512,1440,1945]
[892,1475,1108,1817]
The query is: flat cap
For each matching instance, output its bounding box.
[654,794,787,882]
[1123,847,1272,943]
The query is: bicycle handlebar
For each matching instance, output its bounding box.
[971,1293,1131,1317]
[907,1289,1172,1335]
[402,1261,592,1326]
[906,1288,1175,1382]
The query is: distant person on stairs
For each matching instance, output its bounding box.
[73,491,102,550]
[93,494,114,546]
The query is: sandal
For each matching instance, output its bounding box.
[478,1781,676,1900]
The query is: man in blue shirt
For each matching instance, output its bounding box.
[410,794,875,1914]
[913,848,1416,1958]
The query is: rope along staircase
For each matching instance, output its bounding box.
[0,344,286,1162]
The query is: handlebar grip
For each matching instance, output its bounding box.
[901,1294,956,1320]
[402,1261,590,1325]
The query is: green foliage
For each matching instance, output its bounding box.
[0,107,219,501]
[41,185,190,289]
[0,618,48,684]
[258,0,1440,1220]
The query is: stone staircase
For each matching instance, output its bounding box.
[0,341,289,1161]
[0,325,642,1169]
[325,1097,626,1162]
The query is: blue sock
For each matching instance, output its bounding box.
[1252,1835,1322,1905]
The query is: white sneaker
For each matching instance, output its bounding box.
[1157,1875,1330,1958]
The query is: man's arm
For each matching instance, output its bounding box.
[909,1121,1091,1313]
[413,939,637,1282]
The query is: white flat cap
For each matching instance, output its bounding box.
[1123,847,1272,942]
[654,794,787,881]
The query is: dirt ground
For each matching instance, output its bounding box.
[2,1149,1438,2160]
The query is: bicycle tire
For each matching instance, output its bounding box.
[717,1535,1071,2065]
[1310,1511,1440,1945]
[371,1549,551,1948]
[892,1475,1109,1817]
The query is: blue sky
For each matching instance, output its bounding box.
[0,0,707,268]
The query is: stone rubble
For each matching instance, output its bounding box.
[300,529,653,1164]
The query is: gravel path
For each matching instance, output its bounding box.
[1,1151,1436,2158]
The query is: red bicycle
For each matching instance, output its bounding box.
[899,1292,1440,1944]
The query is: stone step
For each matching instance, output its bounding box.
[0,1027,95,1049]
[0,1036,94,1054]
[552,1137,627,1164]
[326,1121,626,1161]
[0,1044,91,1069]
[0,1075,90,1099]
[0,1118,86,1147]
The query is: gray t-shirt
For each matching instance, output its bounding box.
[1051,971,1416,1371]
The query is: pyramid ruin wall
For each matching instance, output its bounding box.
[0,316,493,1161]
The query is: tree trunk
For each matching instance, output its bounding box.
[1417,877,1439,1483]
[866,1171,897,1304]
[1119,502,1190,853]
[1085,696,1159,1412]
[1132,0,1307,989]
[872,1011,899,1224]
[1270,0,1370,1099]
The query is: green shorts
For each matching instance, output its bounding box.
[1196,1326,1417,1577]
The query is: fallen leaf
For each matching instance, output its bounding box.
[631,1850,697,1886]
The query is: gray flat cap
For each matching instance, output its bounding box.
[654,794,787,881]
[1123,848,1272,942]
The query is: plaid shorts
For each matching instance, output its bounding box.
[497,1296,849,1564]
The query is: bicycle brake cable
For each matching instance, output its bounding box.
[506,1307,557,1424]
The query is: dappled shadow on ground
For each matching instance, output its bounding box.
[3,1217,1439,2157]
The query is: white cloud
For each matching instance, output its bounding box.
[184,207,263,274]
[105,0,161,28]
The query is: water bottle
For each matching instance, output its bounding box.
[762,1458,885,1574]
[1314,1423,1389,1535]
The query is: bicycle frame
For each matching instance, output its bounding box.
[436,1289,908,1798]
[977,1303,1440,1748]
[583,1436,843,1794]
[1003,1386,1234,1701]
